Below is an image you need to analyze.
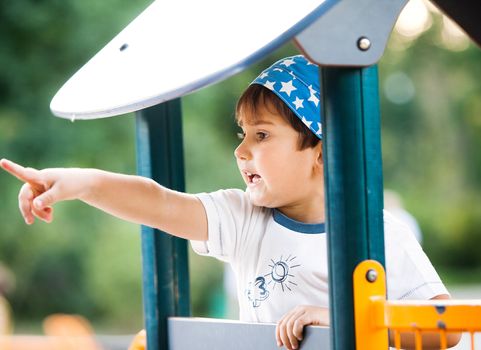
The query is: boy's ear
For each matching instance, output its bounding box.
[316,142,323,165]
[314,142,323,172]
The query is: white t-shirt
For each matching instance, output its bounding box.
[191,189,448,323]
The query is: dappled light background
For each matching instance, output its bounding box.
[0,0,480,340]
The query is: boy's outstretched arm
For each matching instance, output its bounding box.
[0,159,208,241]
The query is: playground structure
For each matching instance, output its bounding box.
[4,0,481,349]
[354,261,481,350]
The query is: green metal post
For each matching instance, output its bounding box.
[321,66,385,350]
[135,100,191,350]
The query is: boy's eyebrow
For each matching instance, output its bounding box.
[237,119,274,127]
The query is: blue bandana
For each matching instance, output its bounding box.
[251,55,322,139]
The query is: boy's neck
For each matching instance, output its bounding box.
[277,195,325,224]
[274,172,326,224]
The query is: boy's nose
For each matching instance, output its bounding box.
[234,141,250,160]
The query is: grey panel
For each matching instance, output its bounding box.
[168,317,330,350]
[295,0,408,67]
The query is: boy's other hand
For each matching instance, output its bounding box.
[276,305,329,350]
[0,158,91,225]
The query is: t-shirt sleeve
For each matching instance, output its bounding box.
[384,211,449,300]
[190,189,254,263]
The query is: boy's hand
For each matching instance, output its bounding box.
[276,305,329,350]
[0,158,91,225]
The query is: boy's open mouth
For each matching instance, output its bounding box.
[245,171,261,185]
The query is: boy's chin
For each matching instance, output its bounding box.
[246,188,275,208]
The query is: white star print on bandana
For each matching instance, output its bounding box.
[251,55,322,139]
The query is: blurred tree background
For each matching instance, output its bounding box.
[0,0,480,335]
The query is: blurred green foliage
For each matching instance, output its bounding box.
[0,0,480,334]
[0,0,149,332]
[379,16,481,279]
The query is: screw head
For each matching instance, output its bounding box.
[357,37,371,51]
[366,269,377,282]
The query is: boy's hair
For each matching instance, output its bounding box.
[236,84,320,150]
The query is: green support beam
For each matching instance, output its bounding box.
[135,100,191,350]
[321,66,385,350]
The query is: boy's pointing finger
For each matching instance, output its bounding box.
[0,158,41,184]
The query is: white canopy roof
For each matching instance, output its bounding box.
[50,0,335,120]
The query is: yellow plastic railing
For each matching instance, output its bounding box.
[354,260,481,350]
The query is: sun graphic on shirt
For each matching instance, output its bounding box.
[265,255,301,292]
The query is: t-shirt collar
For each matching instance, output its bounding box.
[273,209,325,234]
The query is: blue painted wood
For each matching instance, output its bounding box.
[168,318,330,350]
[320,65,385,350]
[135,100,190,350]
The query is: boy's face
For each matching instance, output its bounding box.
[235,104,323,214]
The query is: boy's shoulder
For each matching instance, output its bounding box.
[198,188,247,204]
[383,209,421,249]
[383,209,412,232]
[197,188,264,215]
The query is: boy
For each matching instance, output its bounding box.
[0,55,459,349]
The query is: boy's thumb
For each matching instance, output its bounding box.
[33,189,58,210]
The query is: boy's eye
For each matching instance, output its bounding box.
[256,132,268,141]
[237,132,245,140]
